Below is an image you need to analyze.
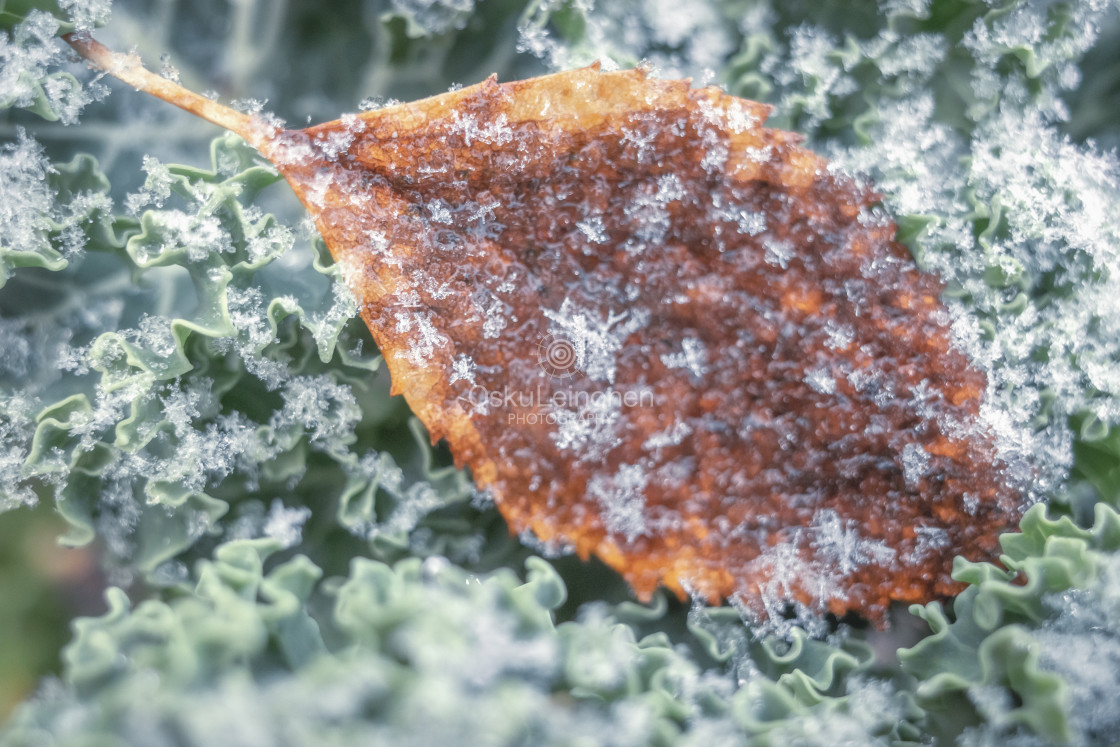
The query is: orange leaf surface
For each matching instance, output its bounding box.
[67,35,1023,624]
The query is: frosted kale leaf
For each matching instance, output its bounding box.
[0,545,614,743]
[902,503,1120,744]
[2,540,924,745]
[0,394,38,510]
[0,7,107,123]
[518,0,742,79]
[0,1,109,33]
[7,134,471,584]
[685,605,925,744]
[0,139,119,509]
[0,130,113,287]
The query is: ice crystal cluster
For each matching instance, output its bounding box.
[2,0,1120,745]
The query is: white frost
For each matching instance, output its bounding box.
[450,354,476,385]
[588,463,649,542]
[811,509,896,578]
[576,215,608,244]
[660,337,709,379]
[804,367,836,395]
[543,299,647,384]
[263,500,312,548]
[900,442,931,488]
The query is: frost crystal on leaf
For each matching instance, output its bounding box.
[803,367,835,396]
[0,396,38,510]
[548,395,622,456]
[0,131,58,277]
[1,11,104,123]
[59,0,112,31]
[900,442,931,488]
[660,337,708,380]
[263,500,312,548]
[450,354,475,385]
[543,300,647,385]
[517,0,737,80]
[1034,554,1120,744]
[811,509,896,580]
[589,463,649,542]
[576,215,608,244]
[125,156,174,212]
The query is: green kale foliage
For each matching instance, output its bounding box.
[2,0,1120,744]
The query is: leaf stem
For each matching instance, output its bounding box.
[62,31,273,150]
